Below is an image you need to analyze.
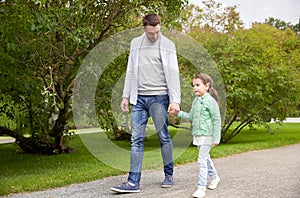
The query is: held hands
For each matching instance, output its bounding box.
[168,102,180,116]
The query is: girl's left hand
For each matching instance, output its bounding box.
[212,143,219,147]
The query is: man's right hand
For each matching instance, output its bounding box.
[120,98,129,112]
[168,102,180,116]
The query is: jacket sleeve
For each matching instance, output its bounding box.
[177,99,195,121]
[177,110,193,121]
[209,98,222,143]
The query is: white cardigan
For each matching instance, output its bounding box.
[122,33,181,105]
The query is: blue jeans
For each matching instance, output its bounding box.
[128,95,174,185]
[197,145,218,187]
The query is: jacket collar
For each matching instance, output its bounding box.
[198,92,209,100]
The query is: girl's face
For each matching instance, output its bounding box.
[192,78,209,97]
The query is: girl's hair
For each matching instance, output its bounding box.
[194,73,219,102]
[142,14,160,27]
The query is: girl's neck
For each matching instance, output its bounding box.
[198,92,208,98]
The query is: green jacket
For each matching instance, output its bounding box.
[177,93,221,143]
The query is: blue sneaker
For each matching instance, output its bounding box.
[111,182,140,193]
[162,175,173,188]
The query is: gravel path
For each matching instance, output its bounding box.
[7,143,300,198]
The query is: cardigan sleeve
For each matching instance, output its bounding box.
[160,35,181,105]
[122,46,134,98]
[122,35,143,105]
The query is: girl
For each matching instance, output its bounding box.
[175,73,221,198]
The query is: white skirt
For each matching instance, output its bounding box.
[193,136,213,146]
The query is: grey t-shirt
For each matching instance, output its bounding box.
[138,35,168,95]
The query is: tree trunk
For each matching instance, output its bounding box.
[112,122,131,140]
[0,100,75,155]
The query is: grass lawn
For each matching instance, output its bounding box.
[0,123,299,196]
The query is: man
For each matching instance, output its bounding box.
[111,13,181,193]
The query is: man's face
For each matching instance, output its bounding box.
[143,24,161,42]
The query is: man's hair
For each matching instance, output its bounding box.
[142,14,160,27]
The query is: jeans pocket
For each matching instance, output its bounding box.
[155,94,169,104]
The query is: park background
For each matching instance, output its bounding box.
[0,0,299,196]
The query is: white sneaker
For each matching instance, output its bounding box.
[208,175,220,190]
[192,186,206,198]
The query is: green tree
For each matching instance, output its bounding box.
[0,0,187,154]
[291,19,300,35]
[264,17,292,30]
[264,17,300,35]
[179,0,243,33]
[189,24,300,142]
